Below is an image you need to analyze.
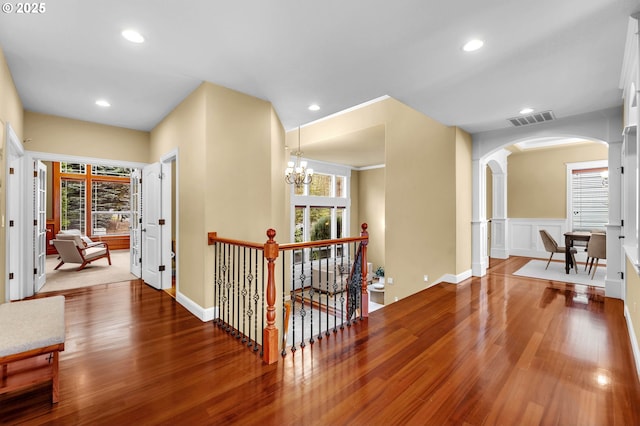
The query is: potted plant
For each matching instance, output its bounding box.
[375,266,385,284]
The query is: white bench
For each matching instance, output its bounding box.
[0,296,65,403]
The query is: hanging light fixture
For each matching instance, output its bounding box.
[285,127,313,188]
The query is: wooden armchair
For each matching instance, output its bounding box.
[52,234,111,271]
[57,229,104,248]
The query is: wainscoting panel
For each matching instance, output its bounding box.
[507,218,568,259]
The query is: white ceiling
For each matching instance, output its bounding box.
[0,0,636,165]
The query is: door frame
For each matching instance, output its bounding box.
[160,149,178,292]
[5,123,25,301]
[34,160,48,292]
[21,151,149,297]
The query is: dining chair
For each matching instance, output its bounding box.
[585,230,606,271]
[539,230,577,272]
[586,233,606,279]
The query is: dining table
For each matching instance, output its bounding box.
[564,231,591,274]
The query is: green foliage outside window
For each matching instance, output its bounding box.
[310,215,342,241]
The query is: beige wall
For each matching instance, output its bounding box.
[357,167,385,271]
[385,99,459,301]
[24,111,150,163]
[626,257,640,361]
[151,84,208,305]
[150,82,287,308]
[0,48,24,303]
[203,83,287,307]
[508,143,608,218]
[0,49,23,136]
[299,97,471,303]
[455,128,472,274]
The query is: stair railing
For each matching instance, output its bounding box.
[208,223,369,364]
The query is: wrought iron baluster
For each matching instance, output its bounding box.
[347,242,364,326]
[247,249,254,348]
[308,247,316,346]
[213,242,218,325]
[318,245,330,339]
[299,251,307,349]
[333,245,343,333]
[230,246,237,337]
[281,255,287,357]
[240,247,247,341]
[237,245,242,338]
[290,250,298,353]
[222,244,231,331]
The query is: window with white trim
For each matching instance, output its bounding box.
[291,161,350,261]
[568,161,608,232]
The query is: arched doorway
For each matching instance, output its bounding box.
[472,107,624,298]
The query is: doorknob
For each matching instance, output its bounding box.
[142,228,147,232]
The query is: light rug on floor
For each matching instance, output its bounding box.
[513,259,605,287]
[40,249,137,293]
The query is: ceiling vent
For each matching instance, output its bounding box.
[507,110,555,127]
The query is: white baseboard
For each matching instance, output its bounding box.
[490,248,509,259]
[436,269,472,285]
[176,291,216,322]
[605,278,623,299]
[624,304,640,382]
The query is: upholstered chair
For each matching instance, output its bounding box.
[539,230,577,273]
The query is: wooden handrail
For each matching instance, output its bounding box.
[208,232,368,251]
[279,235,368,251]
[207,232,265,250]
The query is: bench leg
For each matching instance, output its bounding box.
[52,351,59,404]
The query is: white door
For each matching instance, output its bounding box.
[6,124,25,301]
[142,162,163,289]
[34,161,47,292]
[130,168,142,277]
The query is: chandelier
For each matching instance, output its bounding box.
[285,127,313,188]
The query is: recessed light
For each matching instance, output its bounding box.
[122,29,145,44]
[462,39,484,52]
[95,99,111,107]
[308,104,320,111]
[519,107,534,114]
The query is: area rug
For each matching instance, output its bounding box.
[513,259,605,288]
[39,249,137,293]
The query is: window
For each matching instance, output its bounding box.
[568,162,608,232]
[57,162,132,237]
[290,161,350,262]
[91,181,131,235]
[60,179,86,232]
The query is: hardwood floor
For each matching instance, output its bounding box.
[2,256,639,425]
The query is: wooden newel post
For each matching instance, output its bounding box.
[263,228,280,364]
[360,223,369,318]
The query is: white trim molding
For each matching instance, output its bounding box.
[435,269,472,285]
[625,304,640,382]
[176,290,216,322]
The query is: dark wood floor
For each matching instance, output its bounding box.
[2,256,640,425]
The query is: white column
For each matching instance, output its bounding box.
[489,169,509,259]
[487,150,510,259]
[606,140,623,299]
[472,159,488,276]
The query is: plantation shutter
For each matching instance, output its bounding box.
[571,168,608,231]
